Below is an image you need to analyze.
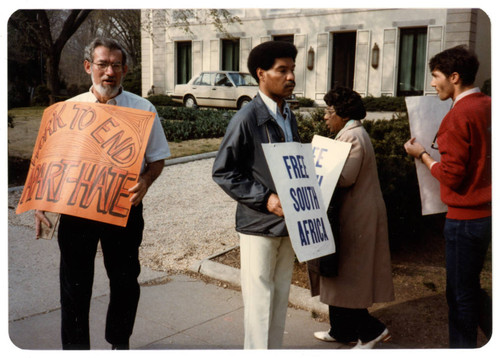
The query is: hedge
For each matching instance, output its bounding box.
[159,107,235,142]
[362,95,407,112]
[363,114,422,243]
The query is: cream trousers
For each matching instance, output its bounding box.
[239,233,295,349]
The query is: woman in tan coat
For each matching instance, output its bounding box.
[308,87,394,349]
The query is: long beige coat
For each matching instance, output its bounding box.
[309,121,395,308]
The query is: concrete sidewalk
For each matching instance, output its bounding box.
[7,153,396,352]
[7,218,347,351]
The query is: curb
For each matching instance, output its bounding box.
[164,151,217,167]
[8,152,219,193]
[191,245,328,316]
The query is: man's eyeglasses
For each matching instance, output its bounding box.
[92,62,123,72]
[431,132,438,150]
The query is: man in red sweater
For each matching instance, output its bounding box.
[405,45,491,348]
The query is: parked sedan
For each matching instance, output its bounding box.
[172,71,259,109]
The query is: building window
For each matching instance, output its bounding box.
[397,27,427,96]
[273,35,294,43]
[222,39,240,71]
[177,41,192,84]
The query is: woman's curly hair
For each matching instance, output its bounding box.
[323,87,366,120]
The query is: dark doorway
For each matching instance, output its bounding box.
[330,32,356,89]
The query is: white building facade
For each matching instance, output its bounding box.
[141,8,490,104]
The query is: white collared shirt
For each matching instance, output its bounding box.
[258,90,294,142]
[453,87,480,107]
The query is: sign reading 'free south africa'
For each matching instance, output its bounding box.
[262,142,336,262]
[16,101,156,227]
[311,135,352,208]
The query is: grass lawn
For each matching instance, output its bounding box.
[7,107,222,160]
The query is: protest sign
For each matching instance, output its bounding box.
[406,96,451,215]
[16,101,156,227]
[311,135,352,207]
[262,142,335,262]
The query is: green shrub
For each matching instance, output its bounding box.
[296,108,329,143]
[296,96,315,107]
[159,107,234,142]
[157,106,235,122]
[148,94,181,107]
[362,96,407,112]
[363,115,422,244]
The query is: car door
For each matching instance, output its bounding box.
[211,73,237,108]
[191,72,214,107]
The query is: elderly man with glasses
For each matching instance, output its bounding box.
[35,37,170,350]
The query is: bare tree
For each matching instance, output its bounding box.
[9,10,91,103]
[143,9,242,44]
[9,9,240,104]
[60,10,141,90]
[88,10,141,67]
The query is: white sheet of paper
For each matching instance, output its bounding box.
[262,142,336,262]
[405,96,450,215]
[311,135,352,208]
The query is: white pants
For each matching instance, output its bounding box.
[239,233,295,349]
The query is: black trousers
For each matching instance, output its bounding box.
[57,204,144,350]
[328,306,386,343]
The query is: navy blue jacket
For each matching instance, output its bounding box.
[212,93,301,236]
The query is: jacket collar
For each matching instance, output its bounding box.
[253,93,278,126]
[336,119,362,138]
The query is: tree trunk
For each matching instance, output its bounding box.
[46,52,62,104]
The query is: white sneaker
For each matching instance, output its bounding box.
[352,328,391,349]
[314,331,336,342]
[314,331,357,344]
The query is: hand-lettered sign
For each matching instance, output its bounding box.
[16,102,156,227]
[262,142,336,262]
[406,96,450,215]
[311,135,352,207]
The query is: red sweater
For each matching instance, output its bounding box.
[431,92,491,220]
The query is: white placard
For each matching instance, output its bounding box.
[311,135,352,207]
[262,142,336,262]
[405,96,450,215]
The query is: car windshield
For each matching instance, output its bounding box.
[228,73,258,86]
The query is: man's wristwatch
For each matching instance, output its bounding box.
[418,150,428,162]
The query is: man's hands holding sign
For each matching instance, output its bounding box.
[266,193,284,217]
[128,160,164,206]
[34,159,163,239]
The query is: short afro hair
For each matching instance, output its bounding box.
[247,41,297,82]
[324,87,366,120]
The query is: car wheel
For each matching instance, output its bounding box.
[184,95,197,108]
[237,96,251,109]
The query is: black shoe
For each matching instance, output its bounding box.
[111,343,129,350]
